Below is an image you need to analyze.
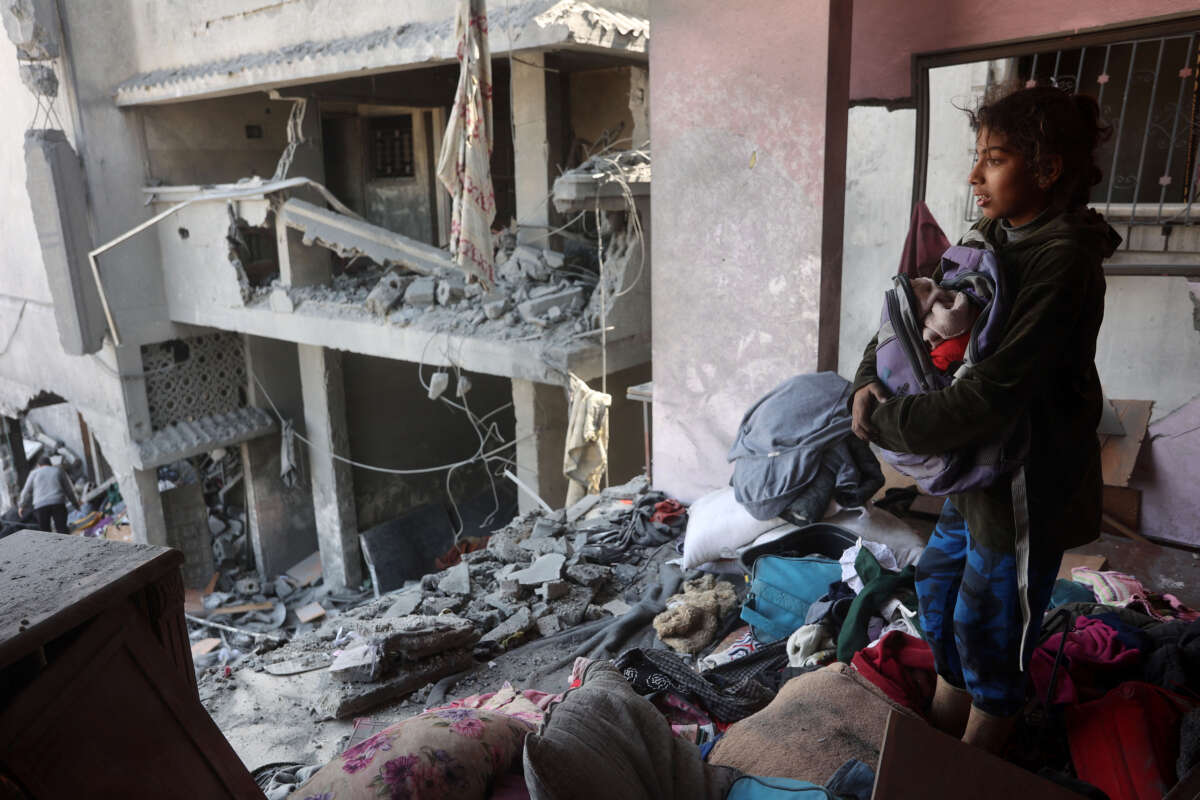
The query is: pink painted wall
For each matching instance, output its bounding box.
[650,0,850,503]
[851,0,1190,99]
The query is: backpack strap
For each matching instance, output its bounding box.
[1013,463,1033,671]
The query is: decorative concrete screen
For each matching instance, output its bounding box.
[142,333,247,431]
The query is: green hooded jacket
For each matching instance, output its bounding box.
[852,208,1121,553]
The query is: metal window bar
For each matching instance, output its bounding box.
[1160,34,1197,221]
[960,33,1200,244]
[1017,33,1200,230]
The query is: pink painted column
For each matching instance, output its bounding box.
[649,0,852,502]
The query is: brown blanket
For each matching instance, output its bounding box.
[709,662,920,783]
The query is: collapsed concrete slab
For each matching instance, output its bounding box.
[281,198,456,278]
[318,647,474,720]
[23,130,107,355]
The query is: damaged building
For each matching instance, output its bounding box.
[0,0,652,592]
[3,0,1200,798]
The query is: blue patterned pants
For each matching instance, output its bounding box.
[914,500,1062,716]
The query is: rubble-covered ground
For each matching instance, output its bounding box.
[192,476,685,772]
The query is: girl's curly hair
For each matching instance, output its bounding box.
[968,85,1112,210]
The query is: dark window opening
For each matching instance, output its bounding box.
[369,115,415,179]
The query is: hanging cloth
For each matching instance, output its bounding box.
[436,0,496,288]
[563,373,611,506]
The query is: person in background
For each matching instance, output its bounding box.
[19,455,80,534]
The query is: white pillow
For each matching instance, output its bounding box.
[681,487,791,569]
[824,504,926,568]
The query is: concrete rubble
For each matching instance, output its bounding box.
[190,474,683,724]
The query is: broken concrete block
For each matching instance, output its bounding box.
[542,249,565,269]
[482,289,510,320]
[235,577,262,595]
[537,580,569,601]
[566,563,612,589]
[18,63,56,97]
[519,537,567,558]
[536,614,563,637]
[269,287,294,313]
[483,591,521,616]
[480,607,535,646]
[518,286,585,323]
[436,276,466,305]
[329,642,384,684]
[550,585,595,626]
[365,272,414,316]
[384,586,424,618]
[420,594,464,615]
[511,553,566,585]
[348,614,478,659]
[319,648,473,720]
[531,517,564,539]
[437,562,470,596]
[487,528,531,564]
[273,577,295,599]
[601,598,632,616]
[295,602,326,623]
[404,277,437,307]
[2,0,60,60]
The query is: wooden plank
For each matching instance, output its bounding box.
[190,638,221,657]
[295,602,326,623]
[1101,485,1141,532]
[207,602,274,617]
[1101,512,1152,544]
[1057,552,1107,581]
[873,710,1082,800]
[1100,399,1153,487]
[285,551,323,588]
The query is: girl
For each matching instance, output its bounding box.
[850,85,1120,753]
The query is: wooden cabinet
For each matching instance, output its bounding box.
[0,532,263,799]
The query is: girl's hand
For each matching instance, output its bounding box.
[852,382,888,441]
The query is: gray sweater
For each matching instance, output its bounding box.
[19,465,79,509]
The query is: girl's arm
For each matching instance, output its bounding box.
[868,245,1095,455]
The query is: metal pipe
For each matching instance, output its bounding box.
[1073,46,1087,95]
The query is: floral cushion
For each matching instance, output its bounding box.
[289,705,533,800]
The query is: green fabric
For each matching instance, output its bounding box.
[836,546,916,663]
[851,208,1120,553]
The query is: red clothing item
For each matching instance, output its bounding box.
[851,631,936,713]
[929,332,970,371]
[897,201,952,280]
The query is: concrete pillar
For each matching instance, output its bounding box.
[242,335,319,580]
[114,344,153,442]
[511,378,570,513]
[650,0,852,502]
[297,343,362,590]
[276,219,331,288]
[512,52,551,245]
[122,466,168,547]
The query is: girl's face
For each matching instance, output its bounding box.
[967,127,1051,227]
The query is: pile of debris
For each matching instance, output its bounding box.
[189,476,685,721]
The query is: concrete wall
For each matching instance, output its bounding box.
[851,0,1188,100]
[118,0,644,79]
[342,355,515,531]
[142,93,295,185]
[651,0,851,503]
[837,105,917,378]
[569,67,636,156]
[26,403,86,463]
